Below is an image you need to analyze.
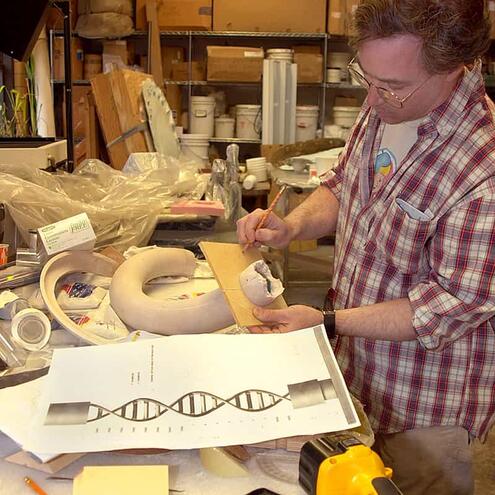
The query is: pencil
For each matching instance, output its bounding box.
[243,185,289,252]
[24,477,49,495]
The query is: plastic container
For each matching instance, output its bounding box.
[214,116,235,138]
[236,105,262,140]
[333,106,360,128]
[11,308,51,352]
[326,68,341,83]
[190,96,216,137]
[266,48,294,62]
[246,157,268,182]
[327,52,351,80]
[180,134,210,166]
[295,105,319,142]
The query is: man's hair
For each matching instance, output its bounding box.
[350,0,491,74]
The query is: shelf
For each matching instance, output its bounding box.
[54,30,329,40]
[209,137,261,144]
[165,80,322,87]
[52,79,91,86]
[326,82,365,90]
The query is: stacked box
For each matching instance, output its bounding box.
[207,46,264,82]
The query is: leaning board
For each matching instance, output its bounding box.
[200,241,287,327]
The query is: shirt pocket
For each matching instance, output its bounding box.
[363,199,435,274]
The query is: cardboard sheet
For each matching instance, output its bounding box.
[200,241,287,326]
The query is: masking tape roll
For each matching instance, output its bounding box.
[11,308,51,352]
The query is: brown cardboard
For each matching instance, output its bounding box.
[136,0,212,30]
[345,0,360,36]
[171,61,205,81]
[103,40,129,69]
[213,0,326,33]
[200,241,287,327]
[53,37,83,80]
[489,1,495,38]
[328,0,346,35]
[162,46,184,79]
[207,46,264,82]
[294,52,323,83]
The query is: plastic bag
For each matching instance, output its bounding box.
[0,159,207,252]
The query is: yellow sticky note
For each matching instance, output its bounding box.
[73,465,168,495]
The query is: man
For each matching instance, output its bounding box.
[237,1,495,494]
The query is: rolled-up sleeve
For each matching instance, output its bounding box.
[408,185,495,351]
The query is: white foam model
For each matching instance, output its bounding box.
[109,248,235,335]
[239,260,284,306]
[40,251,122,345]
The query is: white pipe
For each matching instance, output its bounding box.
[32,27,56,137]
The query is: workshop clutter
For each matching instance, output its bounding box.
[0,158,206,252]
[207,46,264,82]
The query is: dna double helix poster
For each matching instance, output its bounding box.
[27,327,358,454]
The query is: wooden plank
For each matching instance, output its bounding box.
[199,241,287,327]
[146,0,164,89]
[90,69,153,169]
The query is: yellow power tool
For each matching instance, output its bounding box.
[299,434,403,495]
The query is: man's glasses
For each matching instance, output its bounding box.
[347,56,432,109]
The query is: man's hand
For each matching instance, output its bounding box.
[248,305,323,333]
[236,209,293,250]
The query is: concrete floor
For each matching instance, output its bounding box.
[284,249,495,494]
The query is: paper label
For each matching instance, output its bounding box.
[38,213,96,255]
[331,12,342,18]
[244,51,263,58]
[198,6,212,15]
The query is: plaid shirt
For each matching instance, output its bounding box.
[323,63,495,440]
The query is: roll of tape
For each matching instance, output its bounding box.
[11,308,51,352]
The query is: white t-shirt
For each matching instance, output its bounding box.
[372,118,423,192]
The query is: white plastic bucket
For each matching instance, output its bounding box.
[333,106,360,128]
[295,105,319,142]
[215,116,235,138]
[190,96,216,137]
[327,52,351,80]
[236,105,262,140]
[180,133,210,166]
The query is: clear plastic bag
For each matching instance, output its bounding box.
[0,158,207,252]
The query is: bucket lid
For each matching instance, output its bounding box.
[191,96,216,102]
[333,106,361,112]
[296,105,319,111]
[215,117,235,123]
[267,49,294,54]
[236,104,261,110]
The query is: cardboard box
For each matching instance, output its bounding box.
[162,46,184,80]
[293,48,323,83]
[328,0,346,35]
[213,0,326,33]
[102,40,129,70]
[53,37,83,80]
[171,61,205,81]
[345,0,360,36]
[136,0,212,30]
[489,1,495,38]
[207,46,264,82]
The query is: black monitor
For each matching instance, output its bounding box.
[0,1,50,61]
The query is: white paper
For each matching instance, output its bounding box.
[27,327,359,454]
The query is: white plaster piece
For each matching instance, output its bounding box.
[109,248,235,334]
[142,79,180,158]
[40,251,122,345]
[239,260,284,306]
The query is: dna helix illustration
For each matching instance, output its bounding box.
[44,379,335,426]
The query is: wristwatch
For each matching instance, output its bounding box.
[321,309,336,339]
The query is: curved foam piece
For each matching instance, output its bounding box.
[40,251,122,345]
[109,248,235,334]
[239,260,284,306]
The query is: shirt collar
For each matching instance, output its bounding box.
[420,60,486,138]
